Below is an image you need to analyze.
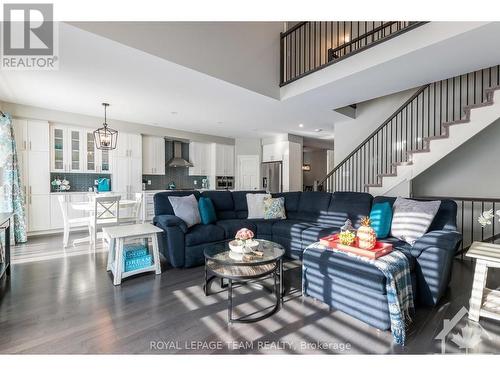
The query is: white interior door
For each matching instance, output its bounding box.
[236,155,260,190]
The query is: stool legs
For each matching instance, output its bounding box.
[469,261,488,322]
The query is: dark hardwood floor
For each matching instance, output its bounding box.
[1,234,499,354]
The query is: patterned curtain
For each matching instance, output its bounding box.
[0,113,27,243]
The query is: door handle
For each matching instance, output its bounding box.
[23,140,26,150]
[29,141,32,150]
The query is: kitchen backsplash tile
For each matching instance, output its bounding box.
[143,141,207,190]
[50,172,111,192]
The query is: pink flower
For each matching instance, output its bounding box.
[235,228,254,241]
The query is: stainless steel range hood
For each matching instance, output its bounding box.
[167,141,193,168]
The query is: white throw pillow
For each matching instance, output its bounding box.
[246,193,271,219]
[391,197,441,245]
[168,194,201,228]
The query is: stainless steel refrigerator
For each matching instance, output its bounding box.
[261,161,282,193]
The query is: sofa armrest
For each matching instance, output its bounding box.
[411,230,462,258]
[153,214,188,268]
[154,214,188,233]
[411,230,462,306]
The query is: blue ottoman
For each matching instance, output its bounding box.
[302,245,417,331]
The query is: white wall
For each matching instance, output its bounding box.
[333,88,417,165]
[412,118,500,199]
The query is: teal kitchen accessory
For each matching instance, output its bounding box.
[97,178,111,192]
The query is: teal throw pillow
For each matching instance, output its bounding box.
[198,197,217,225]
[369,202,393,239]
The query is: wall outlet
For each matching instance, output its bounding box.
[147,180,152,185]
[194,180,198,186]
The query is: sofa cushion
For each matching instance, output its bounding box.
[272,220,316,240]
[301,225,340,246]
[299,191,332,219]
[322,191,373,227]
[272,192,301,213]
[246,193,271,219]
[198,197,217,225]
[185,224,225,246]
[373,196,458,232]
[216,219,257,238]
[154,191,201,216]
[168,194,201,228]
[370,202,393,238]
[248,219,281,236]
[391,197,441,245]
[232,190,266,219]
[201,191,236,220]
[263,197,286,219]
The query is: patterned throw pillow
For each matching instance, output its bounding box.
[263,197,286,220]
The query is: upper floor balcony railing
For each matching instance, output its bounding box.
[280,21,425,86]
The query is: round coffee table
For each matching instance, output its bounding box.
[204,239,285,323]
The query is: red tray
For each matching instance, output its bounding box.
[319,234,393,259]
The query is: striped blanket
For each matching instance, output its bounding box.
[306,242,415,345]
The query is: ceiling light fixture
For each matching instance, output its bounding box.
[93,103,118,150]
[299,123,304,128]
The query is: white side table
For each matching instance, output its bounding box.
[467,241,500,322]
[103,223,163,285]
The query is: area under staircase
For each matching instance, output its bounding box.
[319,65,500,195]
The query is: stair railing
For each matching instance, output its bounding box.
[280,21,424,86]
[320,65,500,193]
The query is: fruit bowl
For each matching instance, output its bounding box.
[229,239,259,254]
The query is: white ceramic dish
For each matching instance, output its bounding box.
[229,239,259,254]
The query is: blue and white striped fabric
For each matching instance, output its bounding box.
[306,242,414,345]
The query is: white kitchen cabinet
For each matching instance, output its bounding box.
[262,142,286,162]
[82,130,112,173]
[112,136,143,199]
[189,142,211,176]
[50,125,84,173]
[29,194,51,231]
[12,119,50,233]
[142,136,165,175]
[213,144,235,176]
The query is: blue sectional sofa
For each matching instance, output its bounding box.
[153,190,462,328]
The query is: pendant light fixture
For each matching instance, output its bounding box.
[93,103,118,150]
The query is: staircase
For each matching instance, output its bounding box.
[319,65,500,195]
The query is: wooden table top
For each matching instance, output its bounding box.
[102,223,163,239]
[467,241,500,262]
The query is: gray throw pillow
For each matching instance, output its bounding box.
[390,197,441,245]
[168,194,201,228]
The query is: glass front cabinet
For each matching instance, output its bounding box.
[51,125,112,174]
[50,126,83,173]
[83,130,111,174]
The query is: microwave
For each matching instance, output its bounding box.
[216,176,234,190]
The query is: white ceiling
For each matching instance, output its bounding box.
[1,22,500,141]
[0,22,336,140]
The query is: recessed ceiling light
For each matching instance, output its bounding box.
[171,111,178,115]
[299,123,304,128]
[217,121,223,125]
[315,128,323,132]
